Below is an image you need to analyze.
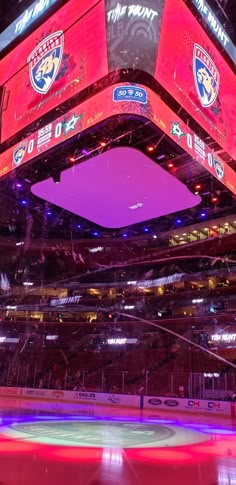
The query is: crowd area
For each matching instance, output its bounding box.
[0,315,236,400]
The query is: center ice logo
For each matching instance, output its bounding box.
[28,31,64,94]
[193,44,220,108]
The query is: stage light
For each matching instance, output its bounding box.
[77,224,81,229]
[144,227,149,232]
[195,184,201,190]
[147,145,154,152]
[68,156,76,163]
[16,183,22,188]
[100,141,106,147]
[47,211,52,216]
[123,233,128,237]
[153,235,157,239]
[168,163,174,168]
[212,225,218,229]
[211,196,218,202]
[52,173,61,184]
[93,232,99,236]
[21,200,27,205]
[176,219,182,224]
[200,212,206,217]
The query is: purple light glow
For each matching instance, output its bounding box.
[31,148,200,228]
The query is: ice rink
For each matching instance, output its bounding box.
[0,398,236,484]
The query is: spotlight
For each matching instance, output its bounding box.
[52,172,61,184]
[211,196,218,203]
[21,200,27,205]
[68,156,76,163]
[200,212,206,217]
[147,145,154,152]
[100,141,106,147]
[168,163,174,168]
[195,184,202,190]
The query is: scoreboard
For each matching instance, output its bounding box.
[0,0,235,179]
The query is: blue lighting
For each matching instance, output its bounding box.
[47,211,52,216]
[200,212,207,217]
[77,225,81,229]
[21,200,27,205]
[176,219,182,224]
[201,428,236,435]
[93,232,99,236]
[144,228,149,232]
[123,233,128,237]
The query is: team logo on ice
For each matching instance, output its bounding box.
[28,31,64,94]
[193,44,220,108]
[13,145,26,165]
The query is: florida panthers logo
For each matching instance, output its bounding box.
[13,145,26,165]
[213,158,224,180]
[28,31,64,94]
[193,44,220,108]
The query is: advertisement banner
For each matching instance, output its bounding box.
[0,387,22,397]
[0,83,235,196]
[0,0,107,142]
[144,396,231,415]
[105,0,164,74]
[155,0,236,160]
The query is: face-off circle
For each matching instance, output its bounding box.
[1,419,208,448]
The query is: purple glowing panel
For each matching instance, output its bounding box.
[31,147,200,228]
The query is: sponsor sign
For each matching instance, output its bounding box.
[0,83,235,197]
[190,0,235,64]
[144,396,231,415]
[0,387,22,396]
[73,392,96,401]
[0,0,107,143]
[22,388,47,398]
[113,86,147,104]
[0,0,58,53]
[155,0,236,160]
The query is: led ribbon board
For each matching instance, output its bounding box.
[0,0,58,53]
[0,83,235,196]
[190,0,235,64]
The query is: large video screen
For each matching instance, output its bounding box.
[0,83,235,196]
[155,0,236,160]
[0,0,108,142]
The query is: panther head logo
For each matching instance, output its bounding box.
[28,31,64,94]
[193,44,220,108]
[13,145,26,165]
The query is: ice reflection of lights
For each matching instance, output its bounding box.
[102,448,123,466]
[217,463,236,484]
